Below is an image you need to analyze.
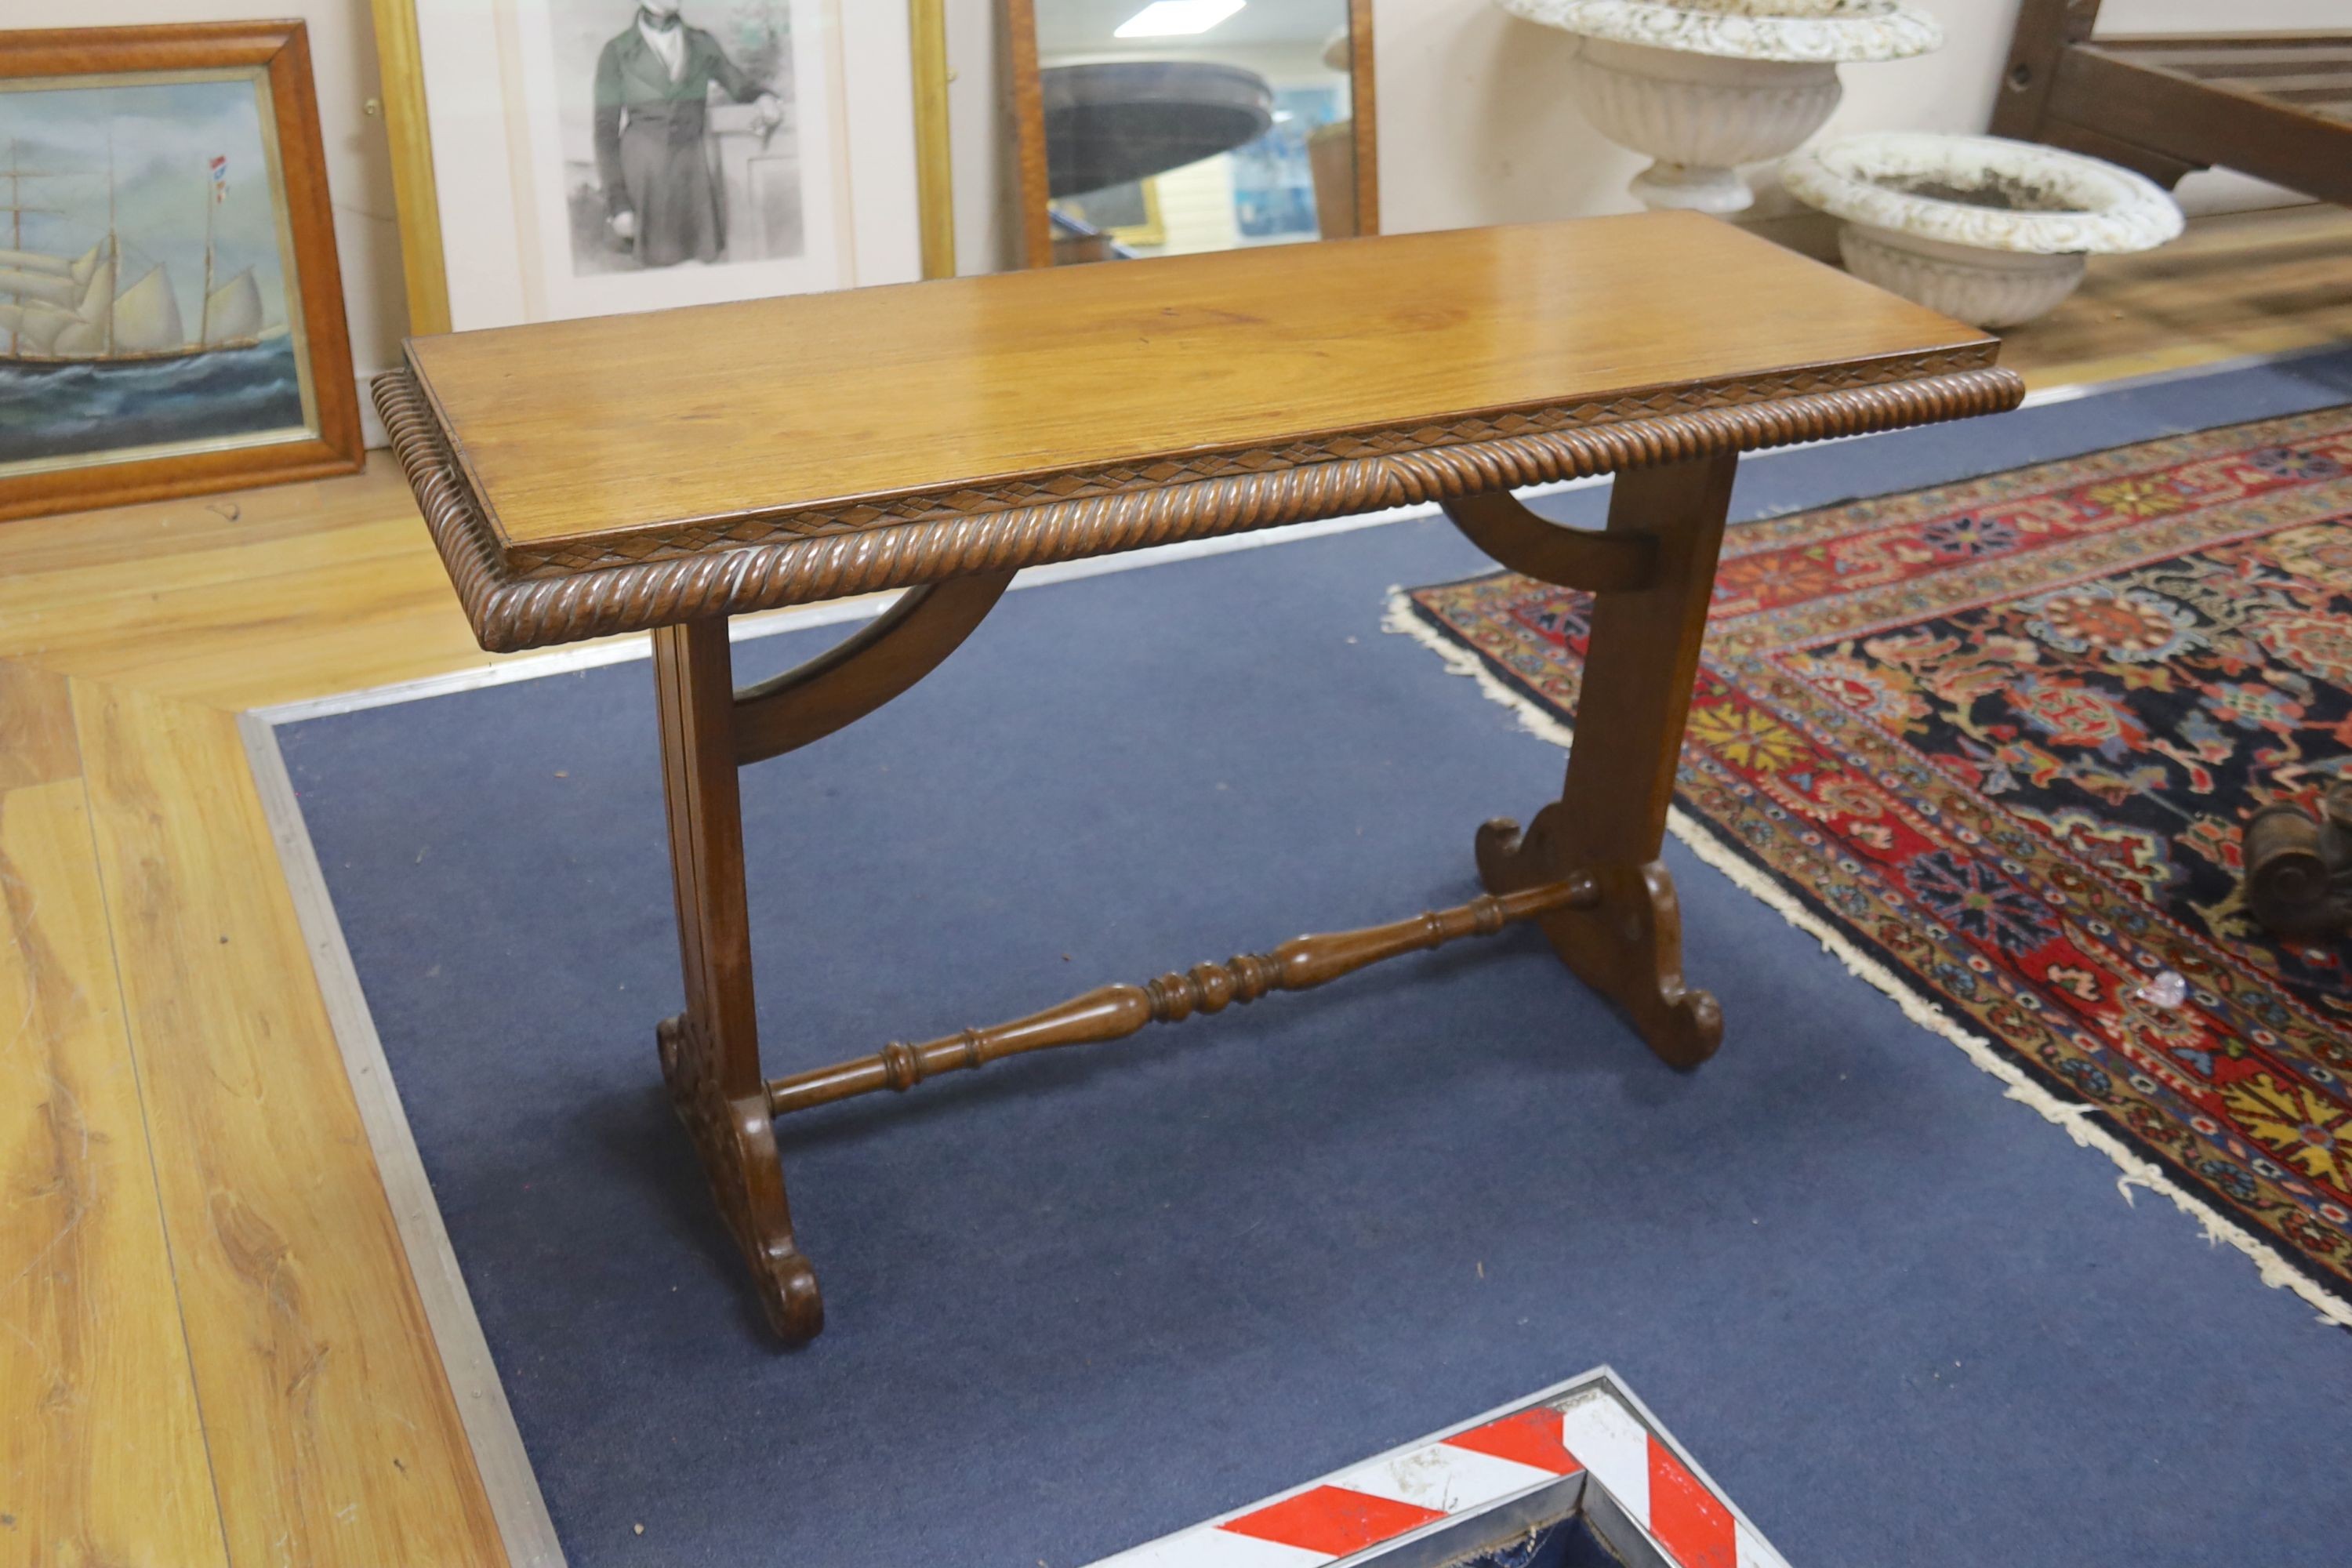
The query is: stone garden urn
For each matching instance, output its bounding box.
[1496,0,1943,214]
[1781,132,2184,326]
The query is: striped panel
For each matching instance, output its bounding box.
[1440,1406,1584,1477]
[1088,1380,1788,1568]
[1559,1389,1653,1521]
[1646,1435,1738,1568]
[1220,1486,1449,1556]
[1094,1526,1330,1566]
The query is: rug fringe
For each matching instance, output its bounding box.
[1381,589,2352,1331]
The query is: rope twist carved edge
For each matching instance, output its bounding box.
[376,366,2024,652]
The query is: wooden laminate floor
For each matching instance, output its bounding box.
[3,202,2349,1568]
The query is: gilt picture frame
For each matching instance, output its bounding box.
[0,23,362,523]
[370,0,953,336]
[1004,0,1377,270]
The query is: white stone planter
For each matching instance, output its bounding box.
[1497,0,1942,213]
[1838,227,2083,328]
[1565,41,1841,212]
[1782,132,2186,326]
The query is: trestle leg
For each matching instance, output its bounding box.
[652,619,823,1343]
[1457,452,1740,1069]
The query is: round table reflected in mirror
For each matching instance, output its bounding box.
[1042,60,1275,199]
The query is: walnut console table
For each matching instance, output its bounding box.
[376,212,2021,1343]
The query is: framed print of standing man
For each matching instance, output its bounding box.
[391,0,921,327]
[592,0,785,267]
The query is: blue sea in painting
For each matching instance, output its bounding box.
[0,338,307,467]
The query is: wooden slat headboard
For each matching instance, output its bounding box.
[1991,0,2352,205]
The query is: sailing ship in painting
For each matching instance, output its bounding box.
[0,114,310,473]
[0,234,267,361]
[0,152,272,362]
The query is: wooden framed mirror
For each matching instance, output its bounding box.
[1005,0,1377,267]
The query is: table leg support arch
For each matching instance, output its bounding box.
[732,571,1014,766]
[1439,489,1657,592]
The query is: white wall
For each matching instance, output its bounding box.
[60,0,2334,375]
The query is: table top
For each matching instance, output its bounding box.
[401,212,1999,581]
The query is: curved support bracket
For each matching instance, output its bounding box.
[1441,490,1657,592]
[733,569,1014,766]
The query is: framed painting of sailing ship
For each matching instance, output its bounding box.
[369,0,939,335]
[0,23,361,522]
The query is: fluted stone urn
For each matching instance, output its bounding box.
[1782,132,2184,326]
[1497,0,1943,214]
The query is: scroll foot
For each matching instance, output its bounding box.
[1475,815,1723,1070]
[658,1014,825,1342]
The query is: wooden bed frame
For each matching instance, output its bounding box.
[1992,0,2352,206]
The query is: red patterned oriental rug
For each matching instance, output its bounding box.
[1397,406,2352,1322]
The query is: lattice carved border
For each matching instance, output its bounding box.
[376,364,2024,652]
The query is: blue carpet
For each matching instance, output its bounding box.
[281,350,2352,1568]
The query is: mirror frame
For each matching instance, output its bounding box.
[1004,0,1378,269]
